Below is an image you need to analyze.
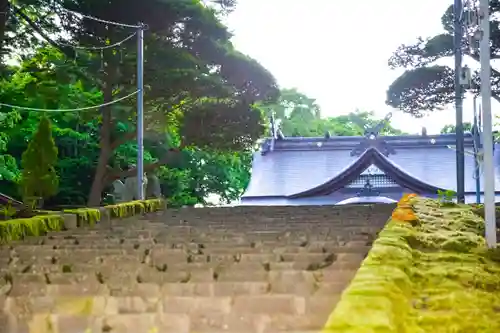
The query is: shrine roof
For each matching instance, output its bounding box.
[242,133,500,198]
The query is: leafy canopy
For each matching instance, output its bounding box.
[386,2,500,116]
[0,0,273,207]
[1,0,279,205]
[258,88,405,137]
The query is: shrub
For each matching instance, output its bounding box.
[19,115,59,205]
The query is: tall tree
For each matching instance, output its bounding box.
[386,2,500,116]
[0,54,257,207]
[3,0,278,206]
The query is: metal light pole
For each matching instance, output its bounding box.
[479,0,497,248]
[137,23,145,200]
[454,0,466,203]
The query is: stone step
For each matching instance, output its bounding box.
[157,220,386,225]
[8,228,377,240]
[28,232,376,242]
[0,294,340,314]
[1,312,332,333]
[0,204,390,332]
[3,246,368,265]
[1,270,356,297]
[2,261,362,282]
[2,247,364,269]
[4,242,366,254]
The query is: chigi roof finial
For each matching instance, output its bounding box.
[351,112,396,157]
[364,112,392,139]
[266,113,286,153]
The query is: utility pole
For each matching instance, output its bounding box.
[454,0,465,203]
[136,23,145,200]
[473,96,481,204]
[479,0,497,248]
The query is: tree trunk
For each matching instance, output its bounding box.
[87,86,113,207]
[0,0,9,50]
[87,147,110,206]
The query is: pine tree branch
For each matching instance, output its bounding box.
[11,4,103,89]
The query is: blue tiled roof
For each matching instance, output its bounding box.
[242,133,500,198]
[244,149,357,197]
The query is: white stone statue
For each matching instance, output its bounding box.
[124,173,148,201]
[111,180,126,203]
[146,173,162,198]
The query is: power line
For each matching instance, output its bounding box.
[10,5,101,86]
[59,7,142,29]
[57,31,137,51]
[10,6,140,51]
[10,5,143,89]
[0,90,139,113]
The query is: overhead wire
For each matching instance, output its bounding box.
[58,7,142,29]
[1,6,147,113]
[9,5,107,85]
[0,90,140,113]
[10,5,140,51]
[56,31,137,51]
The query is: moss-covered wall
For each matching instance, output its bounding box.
[0,199,165,243]
[322,196,500,333]
[0,214,65,243]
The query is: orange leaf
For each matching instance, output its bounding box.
[391,207,417,222]
[398,193,417,207]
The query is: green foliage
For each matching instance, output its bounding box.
[158,149,251,207]
[0,111,21,182]
[0,200,17,220]
[386,3,500,114]
[19,115,59,202]
[258,88,405,137]
[2,1,409,209]
[437,189,457,206]
[0,0,421,211]
[1,0,280,206]
[440,122,473,134]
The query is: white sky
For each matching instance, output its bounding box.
[226,0,498,134]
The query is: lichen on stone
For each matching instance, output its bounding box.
[0,214,64,243]
[103,198,164,219]
[63,208,101,227]
[322,196,500,333]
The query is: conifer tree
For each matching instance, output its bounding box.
[19,115,59,203]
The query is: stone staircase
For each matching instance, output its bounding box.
[0,204,394,333]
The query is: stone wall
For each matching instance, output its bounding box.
[322,197,500,332]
